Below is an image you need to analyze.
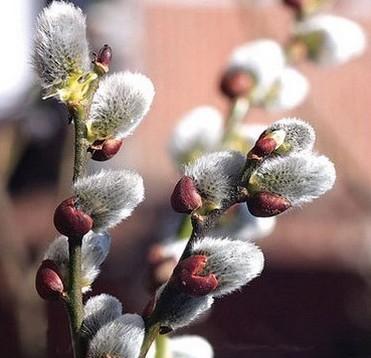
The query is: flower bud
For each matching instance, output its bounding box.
[54,197,93,237]
[171,176,202,214]
[170,255,218,296]
[247,191,291,217]
[89,138,123,161]
[220,69,254,99]
[35,260,64,300]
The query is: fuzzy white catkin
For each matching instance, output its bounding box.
[33,1,90,90]
[268,117,316,154]
[44,231,111,292]
[249,153,336,206]
[82,294,122,340]
[295,14,366,65]
[191,237,264,297]
[228,39,285,103]
[147,335,214,358]
[87,313,145,358]
[74,169,145,230]
[184,151,245,207]
[265,68,309,112]
[169,106,223,165]
[87,72,155,140]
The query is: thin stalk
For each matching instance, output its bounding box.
[155,335,171,358]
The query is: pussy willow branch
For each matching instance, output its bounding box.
[65,104,90,358]
[139,186,249,358]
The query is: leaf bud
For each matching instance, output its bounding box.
[89,138,123,161]
[219,68,254,99]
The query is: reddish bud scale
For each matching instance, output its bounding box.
[97,44,112,67]
[170,255,218,296]
[89,138,123,161]
[220,69,253,99]
[248,136,277,160]
[36,260,64,300]
[54,197,93,237]
[171,176,202,214]
[247,191,291,217]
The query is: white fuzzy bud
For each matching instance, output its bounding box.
[156,285,214,331]
[184,151,245,208]
[87,72,155,141]
[82,294,122,340]
[73,169,145,230]
[294,14,366,65]
[249,153,336,206]
[266,117,315,155]
[147,335,214,358]
[211,204,276,242]
[191,237,264,297]
[44,231,111,292]
[169,106,223,165]
[265,68,309,112]
[33,1,90,90]
[81,231,111,292]
[228,40,285,103]
[87,313,145,358]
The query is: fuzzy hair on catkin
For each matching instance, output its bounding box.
[87,313,145,358]
[33,1,90,89]
[184,151,245,207]
[73,169,145,230]
[250,153,336,206]
[191,237,264,297]
[268,117,315,154]
[88,72,155,140]
[82,294,122,340]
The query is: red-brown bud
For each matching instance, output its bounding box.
[247,191,291,217]
[220,69,254,99]
[97,44,112,67]
[89,138,123,161]
[35,260,64,300]
[54,197,93,237]
[248,136,278,160]
[171,176,202,214]
[170,255,218,296]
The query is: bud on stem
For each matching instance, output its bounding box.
[89,138,123,161]
[54,196,93,237]
[220,69,254,100]
[36,260,65,300]
[247,191,291,217]
[94,44,112,74]
[171,176,203,214]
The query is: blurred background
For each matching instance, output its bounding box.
[1,0,371,357]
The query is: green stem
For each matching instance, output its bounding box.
[66,237,84,358]
[176,215,192,240]
[66,104,89,358]
[139,322,161,358]
[155,335,171,358]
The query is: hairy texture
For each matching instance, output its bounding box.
[88,72,155,140]
[268,117,315,154]
[169,106,223,165]
[81,231,111,291]
[210,204,276,242]
[44,231,112,292]
[228,39,285,103]
[249,153,336,206]
[74,169,145,230]
[156,284,214,331]
[87,314,145,358]
[295,14,366,65]
[82,294,122,340]
[192,237,264,297]
[184,151,245,207]
[147,335,214,358]
[33,1,90,89]
[266,68,309,112]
